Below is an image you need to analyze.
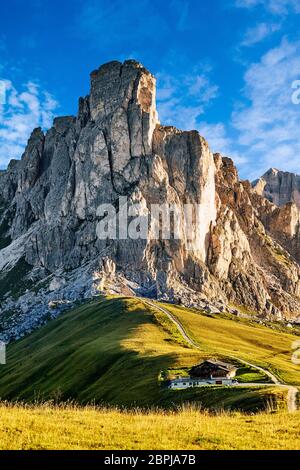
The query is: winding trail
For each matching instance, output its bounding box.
[142,299,298,412]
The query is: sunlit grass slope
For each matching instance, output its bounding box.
[0,297,292,410]
[0,403,299,450]
[160,303,300,385]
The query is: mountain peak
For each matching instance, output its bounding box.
[89,59,158,148]
[1,59,300,341]
[265,167,279,176]
[253,168,300,209]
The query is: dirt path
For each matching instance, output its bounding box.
[143,299,298,412]
[229,354,298,413]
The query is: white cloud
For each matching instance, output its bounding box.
[0,80,58,169]
[235,0,300,15]
[156,69,218,130]
[241,22,281,47]
[198,122,247,165]
[156,69,251,170]
[232,38,300,178]
[195,38,300,180]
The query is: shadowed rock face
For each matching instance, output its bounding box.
[1,60,300,340]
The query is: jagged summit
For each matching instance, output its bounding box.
[253,167,300,209]
[1,59,300,341]
[265,167,279,175]
[90,59,153,77]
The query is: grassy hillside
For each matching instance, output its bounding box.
[0,296,295,411]
[159,303,300,386]
[0,403,299,450]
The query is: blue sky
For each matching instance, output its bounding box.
[0,0,300,179]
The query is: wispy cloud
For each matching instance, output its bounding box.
[241,22,281,47]
[196,38,300,180]
[235,0,299,50]
[198,122,247,165]
[232,38,300,178]
[0,80,58,169]
[156,68,218,130]
[235,0,300,15]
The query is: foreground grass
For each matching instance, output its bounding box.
[0,403,299,450]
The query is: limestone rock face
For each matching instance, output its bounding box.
[252,168,300,266]
[90,60,158,158]
[253,168,300,209]
[1,59,300,340]
[211,157,300,318]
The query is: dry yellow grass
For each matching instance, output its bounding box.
[0,403,299,450]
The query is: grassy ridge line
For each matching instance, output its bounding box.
[0,404,299,450]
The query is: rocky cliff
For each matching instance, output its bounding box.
[1,60,300,341]
[252,167,300,268]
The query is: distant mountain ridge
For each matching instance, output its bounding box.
[1,59,300,341]
[253,168,300,209]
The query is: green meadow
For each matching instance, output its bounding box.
[0,296,297,412]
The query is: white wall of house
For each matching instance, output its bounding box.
[169,377,236,390]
